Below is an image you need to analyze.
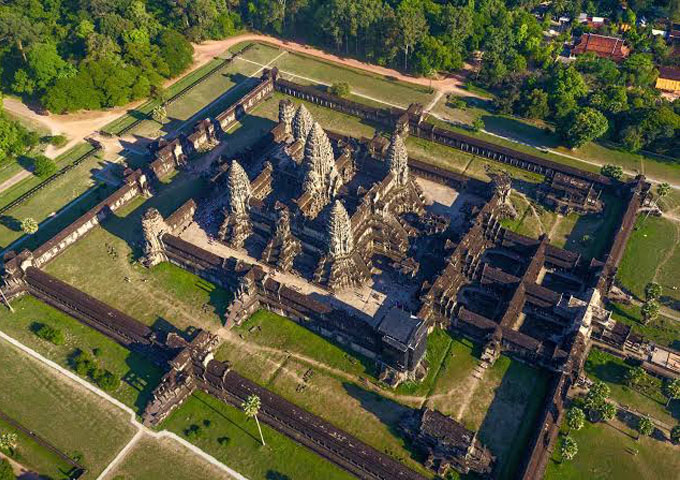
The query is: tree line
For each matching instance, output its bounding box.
[1,0,678,156]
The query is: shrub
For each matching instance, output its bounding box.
[330,82,351,97]
[600,164,624,180]
[448,97,466,109]
[33,323,65,345]
[49,135,67,147]
[31,155,57,179]
[93,369,120,391]
[472,118,485,132]
[184,424,202,439]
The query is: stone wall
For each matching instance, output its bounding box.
[273,76,612,188]
[31,170,148,268]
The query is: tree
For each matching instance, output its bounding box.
[32,155,57,179]
[671,424,680,444]
[559,435,578,462]
[665,378,680,407]
[396,0,427,71]
[521,89,549,119]
[622,54,658,88]
[641,300,660,325]
[625,366,646,387]
[34,324,65,345]
[242,394,265,446]
[566,407,585,432]
[20,218,38,235]
[152,105,167,123]
[330,82,351,97]
[657,183,671,205]
[472,118,484,132]
[645,282,663,301]
[600,401,617,422]
[636,416,654,440]
[558,107,609,149]
[0,458,14,480]
[0,432,17,452]
[600,164,623,180]
[158,30,194,77]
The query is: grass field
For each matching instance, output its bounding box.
[585,349,677,425]
[163,391,355,480]
[216,311,548,479]
[0,339,136,479]
[545,419,680,480]
[617,215,680,308]
[44,174,232,333]
[103,434,232,480]
[0,295,163,412]
[264,46,435,108]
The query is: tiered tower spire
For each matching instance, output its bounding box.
[302,122,342,201]
[386,133,409,185]
[219,160,253,248]
[328,201,353,258]
[292,104,314,145]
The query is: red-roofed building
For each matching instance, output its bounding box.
[571,33,630,61]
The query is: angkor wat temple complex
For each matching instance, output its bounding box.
[1,68,651,480]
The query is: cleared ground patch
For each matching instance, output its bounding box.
[103,434,233,480]
[0,338,136,479]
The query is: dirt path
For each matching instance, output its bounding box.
[0,452,40,479]
[548,214,563,240]
[0,330,245,480]
[216,327,426,406]
[452,363,487,422]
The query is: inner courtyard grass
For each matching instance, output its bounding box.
[545,419,680,480]
[43,174,232,333]
[162,391,355,480]
[0,295,163,412]
[216,310,549,479]
[0,339,136,479]
[102,434,232,480]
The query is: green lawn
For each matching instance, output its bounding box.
[0,295,163,413]
[44,174,232,333]
[617,215,680,307]
[585,349,677,425]
[162,391,355,480]
[218,310,547,480]
[545,419,680,480]
[0,338,136,479]
[103,434,232,480]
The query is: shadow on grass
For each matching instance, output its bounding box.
[266,471,292,480]
[341,382,426,465]
[477,363,550,480]
[123,352,165,415]
[194,394,260,443]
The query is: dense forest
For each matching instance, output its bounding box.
[0,0,679,158]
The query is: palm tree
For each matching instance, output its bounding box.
[560,435,578,462]
[566,407,585,433]
[636,416,654,440]
[242,394,265,446]
[665,378,680,407]
[641,300,660,325]
[21,217,38,234]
